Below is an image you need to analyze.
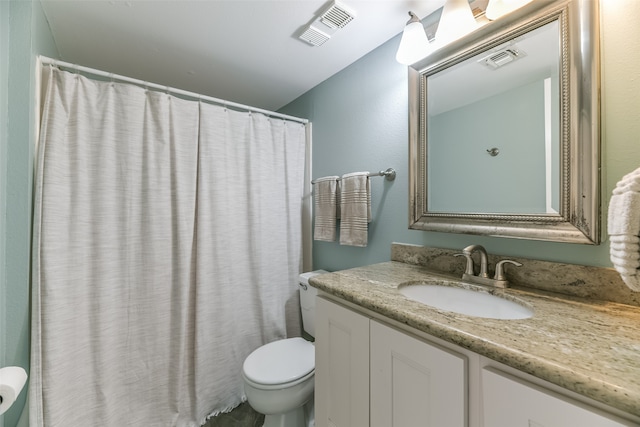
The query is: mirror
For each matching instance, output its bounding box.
[408,0,600,244]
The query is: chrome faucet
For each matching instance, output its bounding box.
[454,244,522,288]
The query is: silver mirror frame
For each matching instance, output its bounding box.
[408,0,600,244]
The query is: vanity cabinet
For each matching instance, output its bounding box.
[482,367,631,427]
[316,296,636,427]
[315,297,466,427]
[315,296,370,427]
[370,320,466,427]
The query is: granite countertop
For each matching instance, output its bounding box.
[309,261,640,418]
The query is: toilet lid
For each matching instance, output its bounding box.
[243,337,315,385]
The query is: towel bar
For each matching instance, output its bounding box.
[311,168,396,184]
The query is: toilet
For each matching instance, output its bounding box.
[242,270,327,427]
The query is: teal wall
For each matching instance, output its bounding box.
[1,10,10,426]
[280,1,640,271]
[0,1,638,426]
[1,1,58,426]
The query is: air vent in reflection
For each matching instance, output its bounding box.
[478,47,527,70]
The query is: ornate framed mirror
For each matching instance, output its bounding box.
[408,0,600,244]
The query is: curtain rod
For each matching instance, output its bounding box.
[38,56,309,125]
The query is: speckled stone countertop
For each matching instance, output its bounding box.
[309,260,640,418]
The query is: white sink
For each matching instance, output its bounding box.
[398,283,533,320]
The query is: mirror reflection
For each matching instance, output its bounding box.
[408,0,601,244]
[427,20,560,214]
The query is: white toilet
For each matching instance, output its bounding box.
[242,270,327,427]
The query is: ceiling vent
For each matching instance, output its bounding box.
[478,47,527,70]
[320,1,356,29]
[299,25,332,47]
[298,1,356,46]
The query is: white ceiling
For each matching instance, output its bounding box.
[41,0,448,111]
[429,18,559,115]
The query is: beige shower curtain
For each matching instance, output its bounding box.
[30,68,306,426]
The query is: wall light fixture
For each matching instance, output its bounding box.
[396,0,532,66]
[396,0,477,65]
[395,12,432,65]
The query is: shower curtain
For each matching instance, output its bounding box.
[30,68,307,426]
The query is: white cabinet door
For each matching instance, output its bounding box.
[315,297,370,427]
[370,320,467,427]
[482,367,633,427]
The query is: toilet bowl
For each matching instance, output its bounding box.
[242,270,327,427]
[243,338,315,427]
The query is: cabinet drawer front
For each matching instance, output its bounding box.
[482,367,633,427]
[370,320,467,427]
[315,297,370,427]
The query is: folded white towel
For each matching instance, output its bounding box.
[610,246,640,260]
[607,192,640,236]
[339,172,371,247]
[610,235,640,245]
[610,234,640,244]
[615,267,640,278]
[313,176,339,242]
[609,237,640,269]
[613,181,640,195]
[608,167,640,292]
[609,244,640,265]
[613,168,640,195]
[610,254,640,269]
[619,274,640,292]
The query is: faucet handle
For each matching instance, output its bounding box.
[454,253,475,275]
[494,259,522,281]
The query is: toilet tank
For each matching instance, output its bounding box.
[299,270,328,338]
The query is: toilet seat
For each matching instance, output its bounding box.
[243,368,314,391]
[243,337,315,387]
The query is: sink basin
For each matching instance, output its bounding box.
[398,283,533,320]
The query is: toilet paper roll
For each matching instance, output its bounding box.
[0,367,28,415]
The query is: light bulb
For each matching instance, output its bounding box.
[396,12,431,65]
[435,0,478,46]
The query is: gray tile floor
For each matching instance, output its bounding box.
[204,402,264,427]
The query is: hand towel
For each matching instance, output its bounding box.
[610,254,640,271]
[313,176,339,242]
[610,234,640,247]
[610,234,640,244]
[610,237,640,273]
[613,168,640,195]
[608,167,640,291]
[610,245,640,261]
[339,172,371,247]
[607,192,640,236]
